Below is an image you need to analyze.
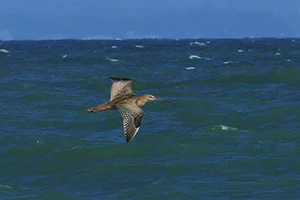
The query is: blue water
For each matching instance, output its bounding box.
[1,39,300,199]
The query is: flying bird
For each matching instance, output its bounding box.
[87,77,173,143]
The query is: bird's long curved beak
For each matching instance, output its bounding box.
[155,97,175,105]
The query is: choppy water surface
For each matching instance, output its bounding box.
[1,39,300,199]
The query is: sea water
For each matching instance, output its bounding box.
[0,39,300,199]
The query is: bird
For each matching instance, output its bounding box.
[87,77,173,143]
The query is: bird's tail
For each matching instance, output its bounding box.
[86,102,113,113]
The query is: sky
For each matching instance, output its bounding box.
[0,0,300,40]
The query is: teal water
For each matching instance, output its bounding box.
[1,39,300,199]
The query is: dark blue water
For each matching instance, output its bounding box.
[1,39,300,199]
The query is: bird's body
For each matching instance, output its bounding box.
[88,94,149,112]
[87,77,172,143]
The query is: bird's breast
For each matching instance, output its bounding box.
[136,98,148,107]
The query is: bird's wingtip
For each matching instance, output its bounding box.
[109,77,135,82]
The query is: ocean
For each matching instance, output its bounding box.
[0,39,299,199]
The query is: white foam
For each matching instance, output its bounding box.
[186,67,195,70]
[189,55,201,59]
[286,59,291,62]
[275,53,281,56]
[0,184,12,189]
[223,61,233,64]
[190,41,206,46]
[189,55,210,60]
[0,49,9,53]
[62,54,67,58]
[195,42,206,46]
[115,38,122,41]
[220,125,237,131]
[111,46,117,49]
[135,45,144,48]
[106,57,119,62]
[238,50,244,53]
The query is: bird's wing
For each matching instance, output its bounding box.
[115,102,144,143]
[109,77,136,101]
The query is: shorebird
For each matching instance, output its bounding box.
[87,77,172,143]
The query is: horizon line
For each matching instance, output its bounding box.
[1,37,299,42]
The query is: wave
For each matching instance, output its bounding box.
[106,57,120,62]
[186,67,195,70]
[0,49,9,53]
[135,45,144,48]
[203,68,300,85]
[190,41,206,46]
[223,61,233,64]
[189,55,210,60]
[0,184,12,189]
[189,55,201,59]
[213,125,238,131]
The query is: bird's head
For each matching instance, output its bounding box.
[146,94,156,101]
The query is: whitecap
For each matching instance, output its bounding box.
[189,55,201,59]
[212,125,238,131]
[223,61,233,64]
[0,49,9,53]
[186,67,195,70]
[286,59,291,62]
[106,57,119,62]
[190,42,206,46]
[238,50,244,53]
[115,38,122,41]
[220,125,237,131]
[135,45,144,48]
[111,46,117,49]
[62,54,67,58]
[189,55,210,60]
[195,42,206,46]
[0,184,12,189]
[275,53,281,56]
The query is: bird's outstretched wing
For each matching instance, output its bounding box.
[109,77,136,101]
[116,102,144,143]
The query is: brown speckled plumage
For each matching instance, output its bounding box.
[87,77,172,143]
